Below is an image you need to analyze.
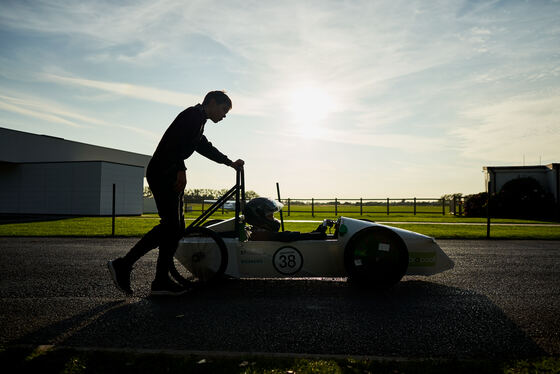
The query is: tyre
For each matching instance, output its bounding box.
[344,226,408,289]
[170,226,228,286]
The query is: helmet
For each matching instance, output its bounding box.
[243,197,284,232]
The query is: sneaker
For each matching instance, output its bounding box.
[107,258,133,295]
[149,279,189,297]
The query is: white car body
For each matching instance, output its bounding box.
[176,216,454,279]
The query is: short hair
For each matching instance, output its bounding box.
[203,91,232,109]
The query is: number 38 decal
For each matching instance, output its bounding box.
[272,246,304,275]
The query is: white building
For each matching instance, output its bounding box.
[0,127,151,216]
[483,164,560,212]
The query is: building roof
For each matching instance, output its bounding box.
[0,127,151,172]
[483,164,559,171]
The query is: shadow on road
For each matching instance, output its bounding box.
[9,279,545,359]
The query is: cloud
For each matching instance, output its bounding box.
[194,1,469,90]
[2,0,560,162]
[0,99,83,128]
[39,73,270,117]
[1,1,471,95]
[3,1,558,85]
[270,125,448,153]
[453,93,560,163]
[41,73,199,107]
[0,0,177,47]
[4,1,553,107]
[471,27,492,35]
[0,93,158,138]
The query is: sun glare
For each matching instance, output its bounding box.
[287,85,335,137]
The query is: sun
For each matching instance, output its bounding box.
[287,85,335,136]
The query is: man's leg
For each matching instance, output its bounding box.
[108,204,168,295]
[153,190,184,283]
[122,225,163,265]
[108,183,178,295]
[149,190,189,296]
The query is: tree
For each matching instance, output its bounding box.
[144,187,260,200]
[184,188,260,201]
[441,193,463,200]
[245,190,260,200]
[464,192,488,217]
[464,178,555,219]
[494,177,554,219]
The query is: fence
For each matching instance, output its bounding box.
[184,196,466,217]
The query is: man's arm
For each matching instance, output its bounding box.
[196,135,234,166]
[173,170,187,193]
[196,136,244,171]
[172,157,242,193]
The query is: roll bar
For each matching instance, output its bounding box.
[187,167,245,235]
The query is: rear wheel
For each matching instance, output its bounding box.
[344,226,408,289]
[170,226,228,286]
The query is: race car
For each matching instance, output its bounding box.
[172,170,454,289]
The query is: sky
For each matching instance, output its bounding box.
[1,0,559,199]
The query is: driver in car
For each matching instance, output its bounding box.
[243,197,327,241]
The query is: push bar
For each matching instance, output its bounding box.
[187,167,245,234]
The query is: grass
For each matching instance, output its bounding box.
[0,216,158,237]
[1,346,559,374]
[183,209,557,224]
[390,223,560,239]
[0,209,558,239]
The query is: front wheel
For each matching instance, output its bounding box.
[344,226,408,289]
[170,226,228,286]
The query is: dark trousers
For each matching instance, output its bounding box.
[123,175,185,282]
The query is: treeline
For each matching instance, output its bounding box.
[144,187,259,200]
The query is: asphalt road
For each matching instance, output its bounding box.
[0,237,558,359]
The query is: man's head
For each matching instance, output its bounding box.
[203,91,232,123]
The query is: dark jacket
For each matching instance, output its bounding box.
[147,104,232,185]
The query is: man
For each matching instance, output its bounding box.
[108,91,244,296]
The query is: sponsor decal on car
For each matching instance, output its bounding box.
[408,251,436,267]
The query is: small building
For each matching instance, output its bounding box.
[0,127,151,216]
[483,163,560,212]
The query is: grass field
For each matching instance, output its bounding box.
[0,209,559,239]
[183,203,553,223]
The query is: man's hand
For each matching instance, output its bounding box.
[174,170,187,193]
[230,159,245,171]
